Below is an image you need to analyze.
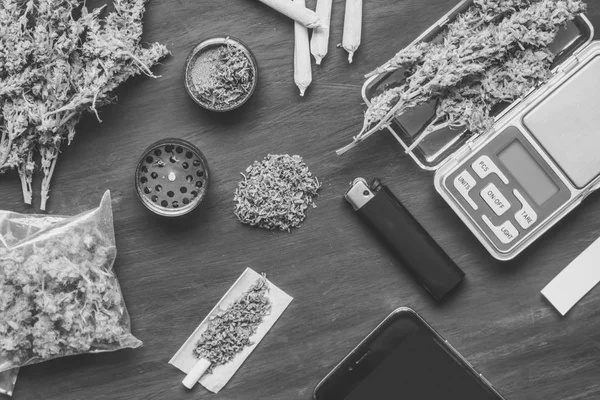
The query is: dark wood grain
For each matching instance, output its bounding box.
[2,1,600,399]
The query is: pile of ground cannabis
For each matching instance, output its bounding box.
[191,44,254,110]
[193,277,271,372]
[0,0,169,210]
[234,154,321,232]
[337,0,587,154]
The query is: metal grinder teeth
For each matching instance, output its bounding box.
[135,139,209,217]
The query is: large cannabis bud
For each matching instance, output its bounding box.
[0,0,169,209]
[337,0,587,155]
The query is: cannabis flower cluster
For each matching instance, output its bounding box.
[337,0,587,154]
[0,0,169,210]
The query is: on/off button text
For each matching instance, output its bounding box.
[480,183,511,216]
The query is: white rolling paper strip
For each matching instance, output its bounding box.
[542,236,600,315]
[169,268,293,393]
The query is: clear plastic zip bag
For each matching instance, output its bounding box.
[0,191,142,378]
[0,367,18,396]
[0,209,68,396]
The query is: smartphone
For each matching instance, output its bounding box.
[313,308,504,400]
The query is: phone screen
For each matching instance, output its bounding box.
[314,310,503,400]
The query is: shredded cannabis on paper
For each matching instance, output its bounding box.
[191,43,254,110]
[337,0,586,154]
[233,154,321,232]
[0,220,139,369]
[0,0,169,210]
[193,277,271,372]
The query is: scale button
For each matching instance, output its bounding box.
[513,189,538,229]
[472,156,509,184]
[482,215,519,244]
[480,183,511,216]
[453,170,478,210]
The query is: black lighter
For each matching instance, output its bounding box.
[345,178,465,301]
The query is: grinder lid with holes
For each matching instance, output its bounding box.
[135,138,209,217]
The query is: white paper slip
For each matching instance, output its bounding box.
[541,236,600,316]
[169,268,293,393]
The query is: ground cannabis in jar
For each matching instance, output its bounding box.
[191,43,254,110]
[233,154,321,232]
[193,277,271,372]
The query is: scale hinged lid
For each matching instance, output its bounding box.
[361,0,595,171]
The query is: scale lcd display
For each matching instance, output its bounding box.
[498,140,558,206]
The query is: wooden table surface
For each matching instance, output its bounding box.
[2,1,600,399]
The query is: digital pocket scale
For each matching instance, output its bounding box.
[362,0,599,260]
